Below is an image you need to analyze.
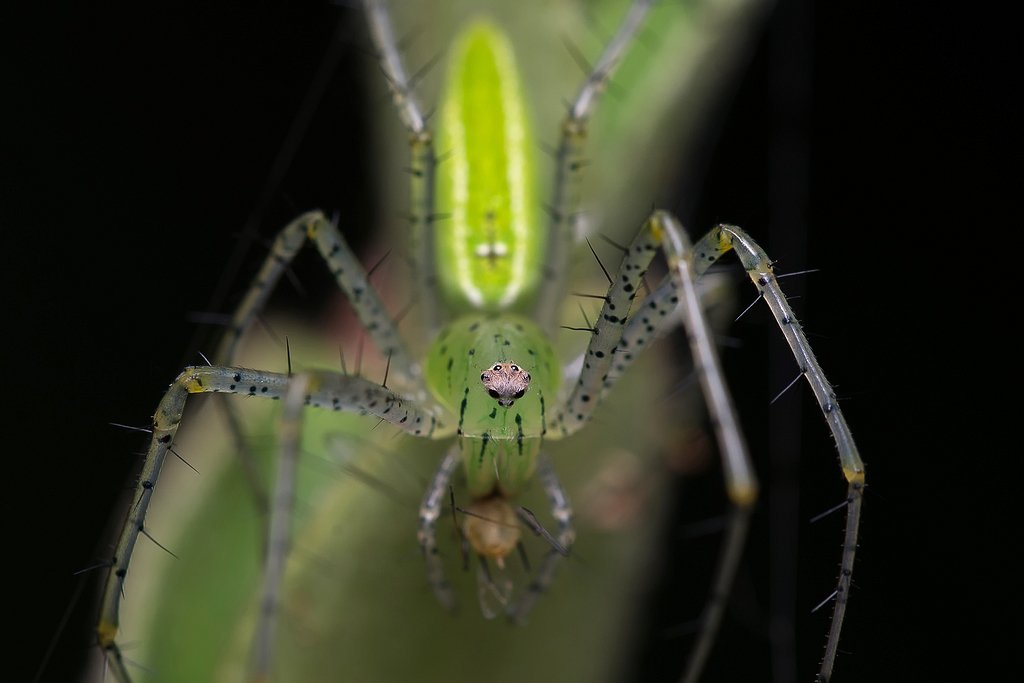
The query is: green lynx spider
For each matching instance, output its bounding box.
[96,1,864,681]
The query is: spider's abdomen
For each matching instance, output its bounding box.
[435,20,541,313]
[424,313,557,497]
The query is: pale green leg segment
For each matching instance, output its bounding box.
[97,366,445,681]
[515,4,757,650]
[507,456,575,624]
[202,206,449,680]
[549,210,757,683]
[584,220,865,681]
[692,225,865,683]
[364,0,440,332]
[215,210,420,386]
[208,209,432,520]
[251,374,305,681]
[417,445,463,611]
[533,0,654,329]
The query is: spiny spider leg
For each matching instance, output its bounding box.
[562,217,865,681]
[551,210,756,683]
[97,366,447,681]
[508,456,575,624]
[533,0,654,329]
[692,224,865,682]
[215,210,421,388]
[364,0,439,332]
[208,208,438,523]
[417,445,463,610]
[251,373,308,678]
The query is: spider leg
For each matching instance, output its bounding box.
[250,373,307,679]
[417,445,462,611]
[508,456,575,624]
[208,206,444,539]
[214,210,421,388]
[692,224,865,682]
[551,210,757,683]
[532,0,654,329]
[364,0,439,332]
[97,366,448,682]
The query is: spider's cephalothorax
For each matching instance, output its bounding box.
[423,313,556,501]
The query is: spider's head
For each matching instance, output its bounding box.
[480,361,531,407]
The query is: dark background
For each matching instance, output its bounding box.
[7,1,1015,681]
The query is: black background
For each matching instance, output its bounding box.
[7,1,1015,681]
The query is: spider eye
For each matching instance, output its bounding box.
[488,389,500,399]
[513,389,525,399]
[510,364,519,372]
[480,372,490,381]
[493,364,502,372]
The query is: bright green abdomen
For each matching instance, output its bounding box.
[435,20,541,313]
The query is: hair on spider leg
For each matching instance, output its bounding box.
[539,202,563,224]
[733,291,765,323]
[447,486,471,572]
[515,506,569,557]
[584,236,615,285]
[167,447,200,475]
[253,313,287,350]
[560,33,595,80]
[138,527,178,560]
[380,350,392,389]
[109,422,153,435]
[364,248,393,280]
[809,496,854,525]
[775,267,821,280]
[768,368,809,406]
[406,50,444,93]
